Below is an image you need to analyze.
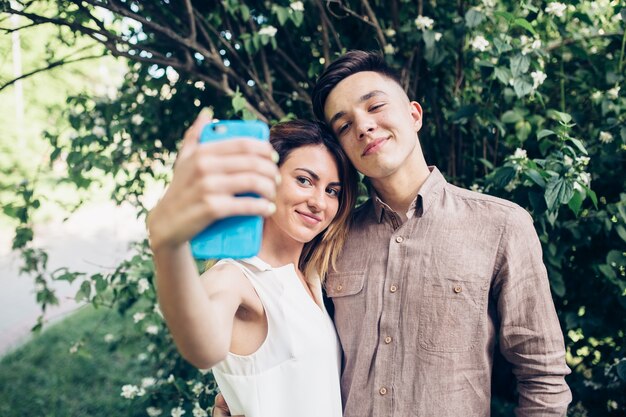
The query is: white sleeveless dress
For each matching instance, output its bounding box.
[210,257,343,417]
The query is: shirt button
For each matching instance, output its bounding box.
[379,387,387,395]
[395,236,404,243]
[336,284,343,292]
[390,285,398,293]
[453,285,462,294]
[384,336,392,344]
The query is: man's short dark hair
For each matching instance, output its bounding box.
[311,50,403,122]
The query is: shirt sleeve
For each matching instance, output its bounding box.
[493,206,572,417]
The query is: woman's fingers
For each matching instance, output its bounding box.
[178,108,214,162]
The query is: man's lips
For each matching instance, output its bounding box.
[362,137,388,156]
[296,210,322,224]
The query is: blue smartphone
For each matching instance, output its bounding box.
[190,120,270,259]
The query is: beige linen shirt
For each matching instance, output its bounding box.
[325,167,571,417]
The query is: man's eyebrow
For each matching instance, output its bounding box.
[328,90,387,127]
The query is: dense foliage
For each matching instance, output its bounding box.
[1,1,625,415]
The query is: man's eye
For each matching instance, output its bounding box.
[370,103,385,111]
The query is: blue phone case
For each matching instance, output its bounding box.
[190,120,270,259]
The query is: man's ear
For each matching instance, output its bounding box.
[409,101,423,132]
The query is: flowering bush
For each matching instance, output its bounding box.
[2,0,625,415]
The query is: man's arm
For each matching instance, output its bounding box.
[212,393,243,417]
[493,206,572,416]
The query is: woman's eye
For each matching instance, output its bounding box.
[337,123,350,135]
[296,176,312,186]
[327,188,340,197]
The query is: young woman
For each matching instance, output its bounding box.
[147,113,358,417]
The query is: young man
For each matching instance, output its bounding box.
[213,50,571,416]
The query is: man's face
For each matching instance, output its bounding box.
[323,71,423,180]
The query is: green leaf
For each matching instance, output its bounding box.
[566,137,588,155]
[493,38,513,54]
[549,271,566,297]
[465,9,485,28]
[545,177,574,211]
[525,169,546,187]
[607,250,626,267]
[494,67,512,85]
[501,109,522,124]
[240,5,250,21]
[478,158,494,170]
[568,189,585,216]
[548,110,572,124]
[492,166,517,188]
[494,11,515,23]
[274,6,289,26]
[616,225,626,243]
[513,18,537,35]
[452,104,479,123]
[510,54,531,77]
[599,264,617,280]
[513,78,533,98]
[616,359,626,382]
[537,129,556,140]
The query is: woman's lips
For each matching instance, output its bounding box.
[296,210,322,225]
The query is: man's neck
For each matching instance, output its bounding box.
[370,163,431,215]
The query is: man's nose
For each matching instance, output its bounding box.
[356,113,377,140]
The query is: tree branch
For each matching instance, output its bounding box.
[0,54,105,93]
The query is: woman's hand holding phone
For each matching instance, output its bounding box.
[146,109,279,254]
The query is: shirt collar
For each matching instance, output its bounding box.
[371,166,446,223]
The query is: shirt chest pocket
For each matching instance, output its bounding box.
[325,271,367,337]
[419,278,489,352]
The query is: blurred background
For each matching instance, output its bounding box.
[1,1,624,416]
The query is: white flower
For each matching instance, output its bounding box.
[121,384,140,399]
[482,0,496,8]
[131,114,144,125]
[166,67,179,84]
[607,86,620,100]
[171,407,186,417]
[137,353,148,361]
[576,156,590,166]
[470,35,490,52]
[133,312,146,323]
[545,2,567,17]
[146,325,159,335]
[385,28,396,37]
[93,126,106,138]
[513,148,528,160]
[563,155,573,166]
[147,343,157,352]
[414,15,434,30]
[154,303,164,319]
[69,342,80,354]
[167,374,175,383]
[137,278,150,294]
[258,25,277,37]
[591,91,603,102]
[141,377,156,388]
[384,44,396,55]
[191,382,204,396]
[147,407,163,417]
[578,172,591,186]
[192,404,208,417]
[470,184,483,193]
[599,131,614,144]
[290,1,304,11]
[434,32,443,42]
[35,283,45,292]
[104,333,115,343]
[531,71,547,90]
[194,81,205,90]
